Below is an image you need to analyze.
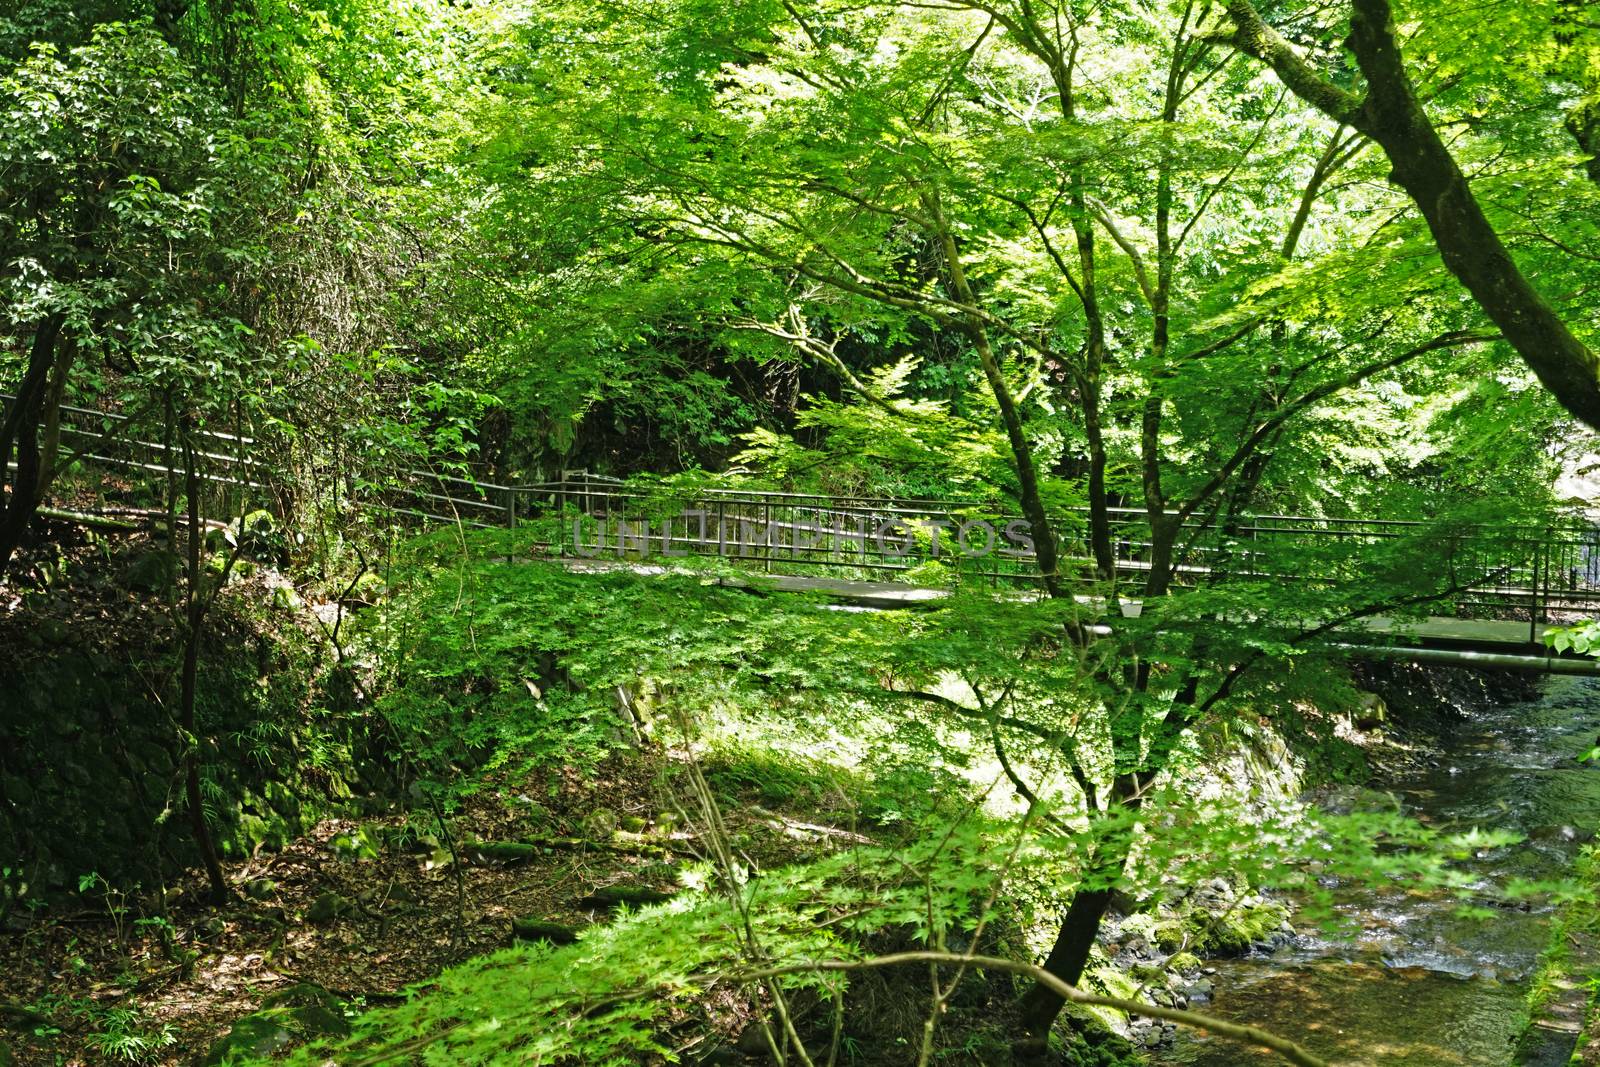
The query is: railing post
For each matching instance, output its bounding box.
[506,488,517,563]
[555,480,565,556]
[1530,538,1543,644]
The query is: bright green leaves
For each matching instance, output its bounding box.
[0,24,232,351]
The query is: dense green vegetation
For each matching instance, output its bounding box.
[4,0,1600,1064]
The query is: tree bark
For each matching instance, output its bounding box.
[1222,0,1600,430]
[1072,197,1115,580]
[180,430,229,904]
[36,334,76,498]
[0,315,65,573]
[1015,872,1119,1040]
[1568,95,1600,186]
[925,191,1066,598]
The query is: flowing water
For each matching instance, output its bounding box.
[1161,676,1600,1066]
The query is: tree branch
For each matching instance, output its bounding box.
[1214,2,1365,126]
[1174,329,1498,524]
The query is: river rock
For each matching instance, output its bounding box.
[1190,876,1236,910]
[1529,824,1593,844]
[1166,951,1201,973]
[1119,934,1156,961]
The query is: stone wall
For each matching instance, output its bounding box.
[0,529,360,894]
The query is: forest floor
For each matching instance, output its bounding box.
[0,747,847,1066]
[0,518,910,1066]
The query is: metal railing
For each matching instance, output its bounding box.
[1,393,519,529]
[509,476,1600,627]
[8,394,1600,627]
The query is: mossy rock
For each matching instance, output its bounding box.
[202,997,349,1064]
[1187,901,1290,953]
[260,983,350,1033]
[1166,951,1202,973]
[244,878,278,900]
[1116,913,1159,940]
[348,571,387,602]
[1151,919,1188,952]
[206,551,256,582]
[202,1011,297,1064]
[203,983,351,1063]
[1129,962,1167,984]
[1058,1006,1146,1067]
[1076,963,1144,1034]
[1353,690,1389,730]
[306,891,352,924]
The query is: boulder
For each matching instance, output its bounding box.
[259,983,350,1037]
[1353,690,1389,731]
[243,878,278,901]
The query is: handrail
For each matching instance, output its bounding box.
[12,394,1600,627]
[516,474,1597,539]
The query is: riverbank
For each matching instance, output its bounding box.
[1164,669,1600,1066]
[1520,832,1600,1064]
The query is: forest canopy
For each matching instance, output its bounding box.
[3,0,1600,1065]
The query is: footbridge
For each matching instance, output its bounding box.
[10,394,1600,674]
[511,476,1600,675]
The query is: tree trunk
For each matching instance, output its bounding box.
[970,323,1064,598]
[1084,397,1114,580]
[1015,879,1118,1039]
[1224,0,1600,429]
[0,315,65,573]
[1073,208,1115,581]
[1567,95,1600,186]
[1016,24,1190,1048]
[180,430,229,904]
[36,334,76,499]
[1344,0,1600,426]
[926,191,1066,598]
[1015,769,1143,1050]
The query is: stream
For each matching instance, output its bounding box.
[1161,676,1600,1066]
